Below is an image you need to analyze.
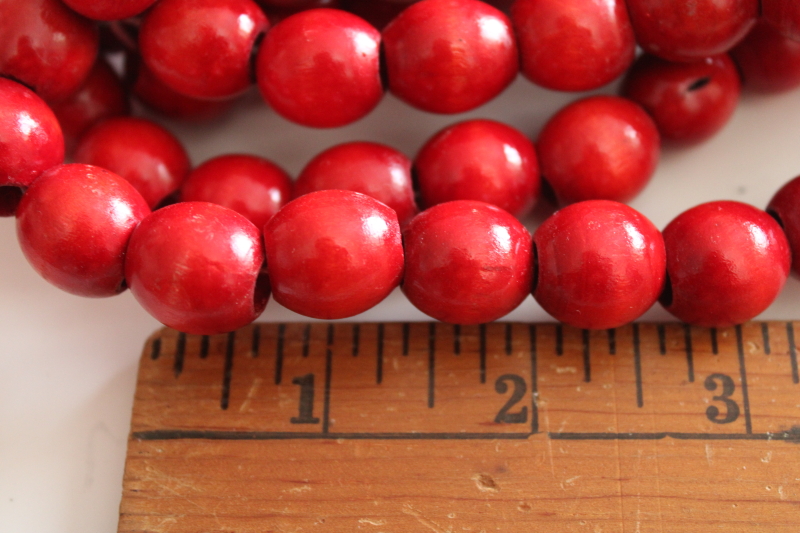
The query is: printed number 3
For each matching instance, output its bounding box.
[704,373,740,424]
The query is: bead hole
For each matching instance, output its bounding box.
[688,77,712,92]
[767,208,785,229]
[0,185,24,217]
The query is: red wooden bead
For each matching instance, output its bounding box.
[132,63,235,121]
[50,59,130,154]
[263,190,403,319]
[626,0,757,62]
[181,154,292,230]
[402,201,532,325]
[730,21,800,93]
[0,78,64,197]
[532,200,665,329]
[767,175,800,276]
[621,54,741,145]
[661,201,790,327]
[294,142,417,226]
[60,0,158,20]
[126,202,269,334]
[139,0,269,100]
[762,0,800,41]
[382,0,518,114]
[536,96,660,205]
[414,119,540,218]
[261,0,340,23]
[15,164,150,297]
[73,117,191,209]
[256,8,383,127]
[0,0,99,102]
[511,0,635,92]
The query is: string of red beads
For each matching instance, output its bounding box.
[2,0,800,335]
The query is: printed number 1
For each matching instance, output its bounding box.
[291,374,320,424]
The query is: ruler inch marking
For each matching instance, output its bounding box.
[402,323,410,356]
[173,332,186,378]
[684,324,695,383]
[762,322,771,355]
[657,324,666,355]
[479,324,487,384]
[787,322,799,384]
[220,331,235,411]
[711,327,719,355]
[274,324,285,385]
[736,325,753,434]
[250,325,260,357]
[302,324,311,358]
[199,335,209,359]
[505,323,512,355]
[428,323,435,408]
[322,324,333,434]
[633,323,643,408]
[453,324,460,355]
[529,324,539,434]
[555,324,563,356]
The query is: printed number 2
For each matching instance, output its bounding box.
[704,373,740,424]
[291,374,320,424]
[494,374,528,424]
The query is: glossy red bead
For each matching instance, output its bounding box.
[181,154,292,230]
[132,63,235,121]
[15,164,150,297]
[73,117,191,209]
[767,176,800,276]
[294,142,417,226]
[402,201,532,325]
[532,200,665,329]
[661,201,790,327]
[139,0,269,100]
[50,59,130,153]
[256,8,383,127]
[730,21,800,93]
[60,0,158,20]
[264,190,403,319]
[536,96,660,205]
[511,0,635,91]
[126,202,268,334]
[762,0,800,41]
[382,0,518,114]
[626,0,757,62]
[262,0,340,23]
[0,0,99,102]
[0,78,64,193]
[621,54,741,145]
[414,119,540,218]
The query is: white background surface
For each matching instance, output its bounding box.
[2,69,800,532]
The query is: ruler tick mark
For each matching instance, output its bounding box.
[428,323,435,408]
[735,325,752,434]
[556,325,563,356]
[480,324,487,384]
[657,324,666,355]
[633,324,643,408]
[607,328,616,355]
[762,323,771,355]
[200,335,209,359]
[453,324,461,355]
[174,332,186,378]
[376,324,384,385]
[530,325,539,435]
[352,324,360,357]
[582,329,591,383]
[251,325,260,357]
[505,323,512,355]
[275,324,285,385]
[302,324,311,358]
[221,332,235,410]
[786,322,798,384]
[711,328,719,355]
[684,324,695,383]
[322,324,333,434]
[402,323,410,356]
[150,337,161,360]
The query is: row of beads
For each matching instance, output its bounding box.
[3,0,800,130]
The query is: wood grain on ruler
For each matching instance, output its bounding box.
[119,322,800,532]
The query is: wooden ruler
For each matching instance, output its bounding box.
[119,321,800,532]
